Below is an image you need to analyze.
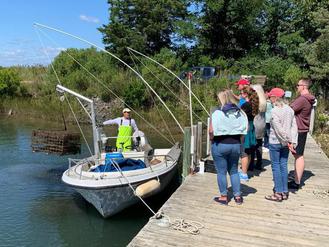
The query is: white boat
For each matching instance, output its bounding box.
[62,146,180,217]
[57,84,181,217]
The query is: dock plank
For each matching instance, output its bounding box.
[129,135,329,247]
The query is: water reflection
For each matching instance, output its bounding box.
[0,117,181,246]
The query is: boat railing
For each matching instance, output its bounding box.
[67,152,178,180]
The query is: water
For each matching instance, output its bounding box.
[0,117,180,247]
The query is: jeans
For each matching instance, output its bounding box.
[250,139,263,169]
[269,143,289,193]
[263,123,270,148]
[211,143,241,197]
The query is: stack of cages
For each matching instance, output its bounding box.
[31,130,81,155]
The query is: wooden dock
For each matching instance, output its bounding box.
[129,135,329,246]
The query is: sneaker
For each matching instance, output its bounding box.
[288,180,300,191]
[239,172,249,182]
[262,147,269,153]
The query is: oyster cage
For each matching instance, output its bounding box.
[31,130,81,155]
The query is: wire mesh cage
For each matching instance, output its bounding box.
[31,130,81,155]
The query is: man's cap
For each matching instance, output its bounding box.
[268,88,285,97]
[122,108,131,113]
[236,79,250,86]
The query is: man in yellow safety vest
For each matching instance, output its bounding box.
[103,108,139,151]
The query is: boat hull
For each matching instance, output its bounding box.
[74,166,177,217]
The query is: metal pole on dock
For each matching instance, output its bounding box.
[206,117,210,156]
[196,122,203,163]
[182,127,191,179]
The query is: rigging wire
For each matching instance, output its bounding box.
[35,27,95,157]
[110,158,204,235]
[127,49,176,144]
[64,96,94,157]
[127,49,207,126]
[34,26,176,145]
[35,23,203,236]
[127,47,210,117]
[33,22,184,134]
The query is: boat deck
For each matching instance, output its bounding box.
[129,135,329,246]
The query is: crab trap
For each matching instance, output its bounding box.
[31,130,81,155]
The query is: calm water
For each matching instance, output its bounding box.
[0,117,180,247]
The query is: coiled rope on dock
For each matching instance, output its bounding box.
[151,211,204,235]
[111,160,204,235]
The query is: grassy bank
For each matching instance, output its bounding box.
[0,97,190,138]
[313,99,329,158]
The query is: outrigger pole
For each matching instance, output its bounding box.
[34,22,184,133]
[56,84,100,158]
[127,47,210,117]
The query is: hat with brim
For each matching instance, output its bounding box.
[268,88,285,97]
[236,79,250,86]
[122,108,131,113]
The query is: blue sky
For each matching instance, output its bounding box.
[0,0,108,67]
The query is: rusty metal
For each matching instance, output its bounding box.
[31,130,81,155]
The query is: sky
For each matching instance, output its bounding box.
[0,0,109,67]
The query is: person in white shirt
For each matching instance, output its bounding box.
[103,108,139,151]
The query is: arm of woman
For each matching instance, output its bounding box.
[209,119,214,141]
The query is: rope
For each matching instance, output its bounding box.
[36,27,95,159]
[151,211,204,235]
[110,159,204,235]
[110,159,157,215]
[64,96,94,157]
[35,25,204,235]
[35,26,175,145]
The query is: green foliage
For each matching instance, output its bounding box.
[99,0,189,63]
[4,0,329,123]
[199,0,264,59]
[304,8,329,82]
[47,47,121,98]
[123,80,151,109]
[0,68,20,97]
[315,99,329,133]
[283,65,307,92]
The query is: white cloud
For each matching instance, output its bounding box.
[41,46,66,54]
[79,14,99,23]
[0,46,66,67]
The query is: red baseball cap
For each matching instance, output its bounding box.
[268,88,285,97]
[236,79,250,86]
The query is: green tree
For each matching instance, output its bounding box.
[303,7,329,96]
[99,0,189,63]
[0,68,20,97]
[198,0,264,59]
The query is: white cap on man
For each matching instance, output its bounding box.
[122,108,131,113]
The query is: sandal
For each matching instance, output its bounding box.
[214,196,228,205]
[265,193,282,202]
[234,196,243,205]
[281,192,289,200]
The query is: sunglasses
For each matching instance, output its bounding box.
[297,84,305,87]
